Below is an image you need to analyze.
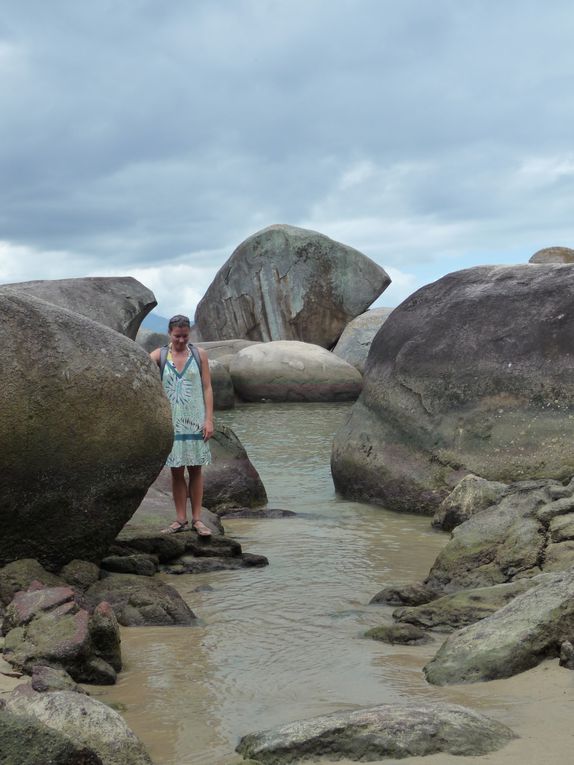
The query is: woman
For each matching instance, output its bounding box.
[150,315,214,536]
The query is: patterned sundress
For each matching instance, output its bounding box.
[163,347,211,468]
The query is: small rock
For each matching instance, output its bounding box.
[370,582,437,606]
[365,623,432,645]
[559,640,574,669]
[31,665,88,695]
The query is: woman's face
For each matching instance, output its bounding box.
[169,325,190,352]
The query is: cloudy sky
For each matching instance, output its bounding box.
[1,0,573,318]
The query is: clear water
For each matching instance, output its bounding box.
[93,403,458,764]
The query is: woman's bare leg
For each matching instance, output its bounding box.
[170,466,189,524]
[188,465,211,535]
[187,465,203,522]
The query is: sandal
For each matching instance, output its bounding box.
[160,520,189,534]
[191,519,212,537]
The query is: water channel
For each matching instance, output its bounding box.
[95,403,572,765]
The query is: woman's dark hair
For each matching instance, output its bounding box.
[168,314,191,330]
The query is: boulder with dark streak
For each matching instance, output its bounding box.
[195,224,390,348]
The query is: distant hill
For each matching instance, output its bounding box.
[141,312,170,332]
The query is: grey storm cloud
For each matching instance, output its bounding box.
[1,0,574,311]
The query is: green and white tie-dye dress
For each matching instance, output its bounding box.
[163,348,211,468]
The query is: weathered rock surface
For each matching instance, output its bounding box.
[84,574,196,626]
[205,426,268,510]
[332,307,393,373]
[332,264,574,513]
[236,703,515,762]
[230,341,362,402]
[0,703,103,765]
[0,291,173,568]
[109,526,267,575]
[195,224,390,348]
[425,480,561,593]
[365,622,432,645]
[30,665,88,694]
[2,587,121,684]
[3,684,153,764]
[1,276,156,339]
[209,358,236,410]
[197,339,262,365]
[432,474,508,531]
[424,569,574,684]
[529,246,574,263]
[0,559,65,606]
[394,579,540,632]
[369,581,437,607]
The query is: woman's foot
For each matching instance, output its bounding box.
[191,519,212,537]
[160,520,189,534]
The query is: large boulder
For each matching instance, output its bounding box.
[0,291,173,569]
[529,246,574,264]
[0,276,156,339]
[195,224,390,348]
[331,264,574,514]
[3,684,153,765]
[230,341,362,402]
[424,568,574,684]
[236,703,515,762]
[332,307,393,373]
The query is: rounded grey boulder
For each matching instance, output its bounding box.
[0,291,173,568]
[0,276,156,339]
[529,246,574,263]
[332,307,393,372]
[195,224,390,348]
[230,340,362,402]
[332,264,574,513]
[237,702,515,762]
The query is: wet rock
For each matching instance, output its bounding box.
[369,582,437,606]
[2,587,121,684]
[100,555,158,577]
[425,482,553,592]
[195,223,390,348]
[230,341,363,403]
[332,264,574,513]
[30,665,88,694]
[1,275,156,339]
[529,246,574,263]
[161,553,268,575]
[424,568,574,685]
[0,560,64,606]
[0,704,103,765]
[3,684,153,764]
[365,623,432,645]
[332,307,394,373]
[58,560,101,591]
[559,640,574,669]
[236,702,515,762]
[209,358,236,410]
[432,474,508,531]
[220,507,296,519]
[84,574,196,626]
[204,425,268,511]
[0,290,173,569]
[112,527,241,561]
[394,579,540,632]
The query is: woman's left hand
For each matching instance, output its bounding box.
[203,419,214,441]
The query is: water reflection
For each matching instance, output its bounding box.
[97,403,448,765]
